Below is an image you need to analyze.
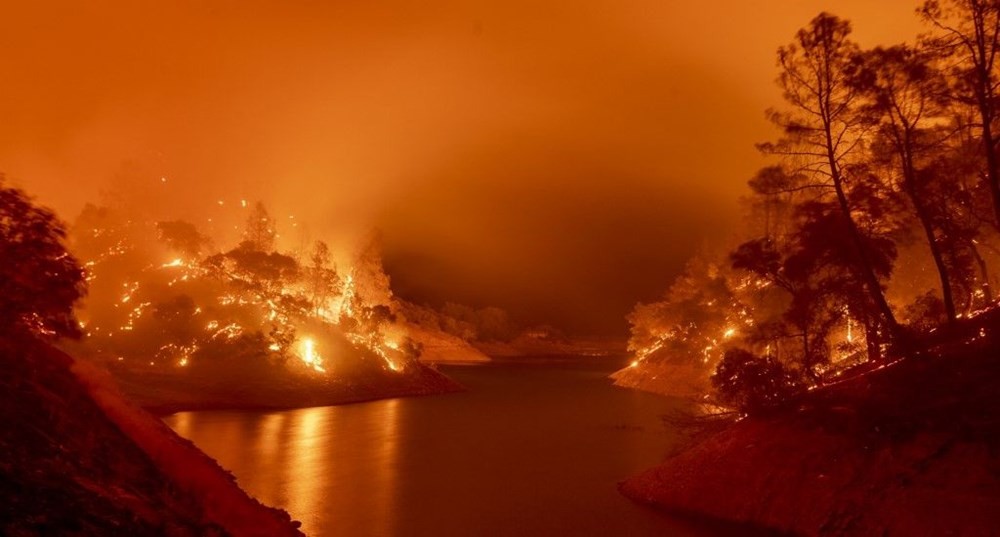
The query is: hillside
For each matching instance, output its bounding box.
[619,334,1000,536]
[0,335,304,536]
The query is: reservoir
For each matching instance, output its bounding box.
[165,359,747,536]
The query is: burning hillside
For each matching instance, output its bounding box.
[62,199,461,412]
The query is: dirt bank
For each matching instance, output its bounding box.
[0,335,304,536]
[620,346,1000,536]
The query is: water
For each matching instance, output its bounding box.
[165,359,742,536]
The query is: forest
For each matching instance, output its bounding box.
[6,1,1000,535]
[617,2,1000,414]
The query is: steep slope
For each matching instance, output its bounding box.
[0,335,303,536]
[619,342,1000,536]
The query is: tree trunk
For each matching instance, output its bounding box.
[899,143,957,324]
[823,127,902,341]
[978,108,1000,229]
[864,313,883,363]
[970,240,994,305]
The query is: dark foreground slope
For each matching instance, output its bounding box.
[0,336,304,537]
[620,341,1000,536]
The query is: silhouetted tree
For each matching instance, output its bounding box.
[156,220,210,258]
[208,242,301,297]
[712,348,800,415]
[151,294,199,344]
[919,149,996,310]
[856,45,961,323]
[920,0,1000,229]
[788,201,899,365]
[0,177,85,339]
[760,13,905,346]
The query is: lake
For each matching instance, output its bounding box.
[165,358,753,536]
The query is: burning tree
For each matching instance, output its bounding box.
[617,6,1000,413]
[613,250,760,398]
[67,198,425,405]
[758,13,904,349]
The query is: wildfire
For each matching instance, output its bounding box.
[76,202,421,386]
[299,337,325,372]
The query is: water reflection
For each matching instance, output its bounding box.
[287,407,326,530]
[374,399,399,537]
[165,363,752,537]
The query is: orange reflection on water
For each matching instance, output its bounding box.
[286,406,327,529]
[165,399,404,537]
[374,398,400,537]
[283,400,401,536]
[257,412,286,460]
[170,410,192,439]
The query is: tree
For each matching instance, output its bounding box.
[307,240,340,314]
[918,147,996,310]
[243,201,276,252]
[151,294,199,344]
[856,45,961,323]
[760,13,905,347]
[0,177,85,339]
[712,348,800,415]
[786,201,899,365]
[920,0,1000,229]
[349,233,393,309]
[156,220,210,258]
[624,249,760,399]
[208,242,301,297]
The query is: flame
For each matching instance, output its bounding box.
[78,210,426,384]
[299,337,325,372]
[845,306,853,343]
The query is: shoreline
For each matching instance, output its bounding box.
[616,346,1000,536]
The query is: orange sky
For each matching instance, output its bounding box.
[0,0,923,335]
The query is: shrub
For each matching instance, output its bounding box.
[712,348,800,414]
